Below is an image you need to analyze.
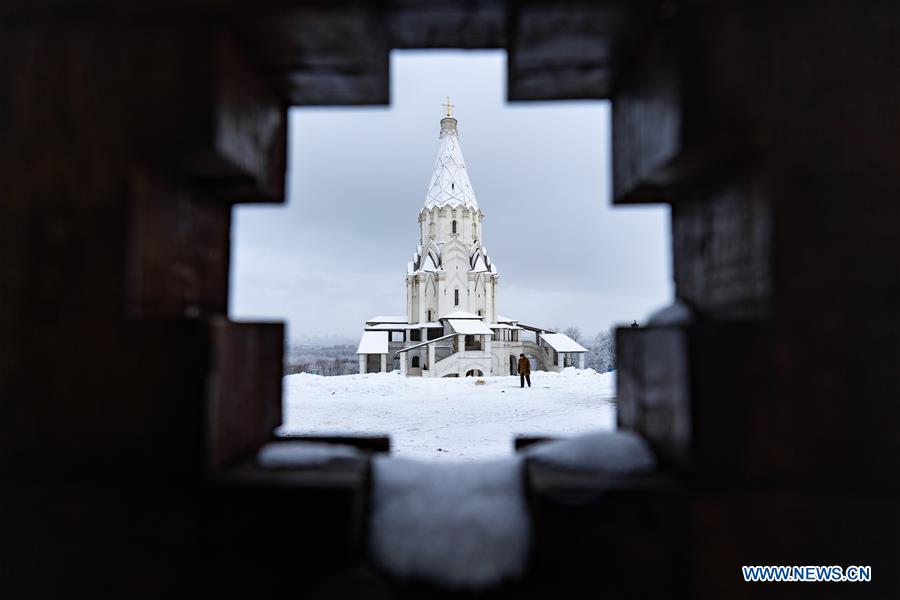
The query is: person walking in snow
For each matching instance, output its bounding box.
[517,353,531,388]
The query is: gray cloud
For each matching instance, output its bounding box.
[231,50,672,341]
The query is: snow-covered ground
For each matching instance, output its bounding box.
[280,368,616,460]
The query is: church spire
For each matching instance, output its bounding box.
[423,102,479,211]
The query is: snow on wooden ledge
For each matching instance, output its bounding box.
[368,431,657,589]
[369,455,530,589]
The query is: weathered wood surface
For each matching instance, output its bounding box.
[525,460,686,599]
[508,1,656,101]
[276,434,392,454]
[2,26,286,199]
[207,320,284,470]
[618,324,775,481]
[2,2,900,598]
[613,2,900,491]
[126,165,232,319]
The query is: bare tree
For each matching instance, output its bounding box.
[562,326,582,342]
[284,361,310,376]
[592,329,615,372]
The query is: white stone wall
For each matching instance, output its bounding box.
[419,205,483,247]
[409,268,498,321]
[410,203,499,322]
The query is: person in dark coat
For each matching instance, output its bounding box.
[517,353,531,388]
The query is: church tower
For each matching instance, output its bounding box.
[358,102,587,376]
[406,103,499,324]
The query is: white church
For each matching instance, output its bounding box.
[357,103,587,377]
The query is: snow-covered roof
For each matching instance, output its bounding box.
[395,333,457,354]
[422,117,479,211]
[367,322,443,330]
[496,315,517,323]
[540,333,588,353]
[489,323,521,330]
[411,240,444,274]
[411,238,497,277]
[366,315,408,325]
[448,319,494,335]
[440,310,481,320]
[357,331,389,354]
[517,323,552,333]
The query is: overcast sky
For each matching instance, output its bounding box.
[230,50,673,344]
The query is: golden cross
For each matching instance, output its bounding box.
[443,96,455,117]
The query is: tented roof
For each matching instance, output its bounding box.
[357,331,389,354]
[423,117,479,211]
[540,333,588,353]
[448,319,495,335]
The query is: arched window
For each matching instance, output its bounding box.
[411,356,420,368]
[452,220,457,234]
[427,309,432,322]
[454,289,459,306]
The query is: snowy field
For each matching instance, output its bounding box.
[280,368,616,460]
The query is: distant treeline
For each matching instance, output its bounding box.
[284,328,617,377]
[284,344,357,376]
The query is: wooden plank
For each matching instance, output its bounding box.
[618,323,775,481]
[234,6,389,106]
[125,164,231,319]
[389,0,507,49]
[0,24,286,202]
[617,325,692,469]
[525,459,685,598]
[208,30,287,201]
[276,434,391,454]
[692,490,900,598]
[611,14,684,203]
[514,435,555,451]
[670,171,772,321]
[508,1,656,101]
[204,458,371,597]
[207,319,284,470]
